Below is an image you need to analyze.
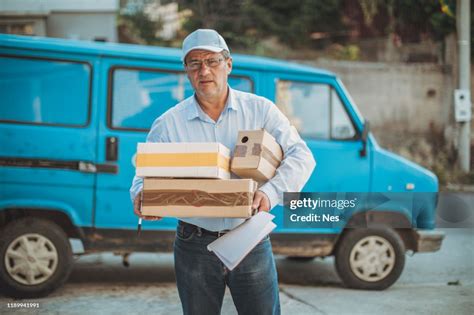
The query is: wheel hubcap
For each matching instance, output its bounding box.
[4,233,59,285]
[349,235,396,282]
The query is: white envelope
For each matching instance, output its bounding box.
[207,211,277,271]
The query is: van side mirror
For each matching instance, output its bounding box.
[359,121,370,157]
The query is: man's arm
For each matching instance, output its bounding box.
[129,116,169,210]
[258,102,316,210]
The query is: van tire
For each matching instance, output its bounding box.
[335,227,405,290]
[0,218,74,298]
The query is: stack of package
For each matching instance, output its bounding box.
[136,129,283,219]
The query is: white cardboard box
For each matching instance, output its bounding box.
[136,142,230,179]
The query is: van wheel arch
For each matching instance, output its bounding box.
[0,208,84,241]
[333,210,417,254]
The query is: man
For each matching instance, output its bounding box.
[130,29,315,315]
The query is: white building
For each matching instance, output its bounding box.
[0,0,118,42]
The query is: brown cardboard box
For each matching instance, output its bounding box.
[141,178,258,218]
[135,142,230,179]
[231,129,283,182]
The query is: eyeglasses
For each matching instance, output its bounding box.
[185,57,225,71]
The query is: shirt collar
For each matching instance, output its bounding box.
[226,87,238,111]
[186,86,237,121]
[186,97,200,120]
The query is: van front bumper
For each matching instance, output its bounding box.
[414,229,445,252]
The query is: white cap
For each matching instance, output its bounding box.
[182,29,230,61]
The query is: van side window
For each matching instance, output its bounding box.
[275,80,355,140]
[110,68,253,130]
[0,56,90,126]
[111,69,193,130]
[228,76,253,94]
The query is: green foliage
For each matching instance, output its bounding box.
[341,45,360,60]
[393,0,456,42]
[119,0,471,58]
[118,0,163,45]
[178,0,346,50]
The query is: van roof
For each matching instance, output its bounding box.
[0,34,335,77]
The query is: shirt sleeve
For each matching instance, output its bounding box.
[258,101,316,209]
[129,117,169,202]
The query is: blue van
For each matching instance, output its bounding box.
[0,34,444,298]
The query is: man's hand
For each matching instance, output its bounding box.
[252,190,271,213]
[134,193,162,221]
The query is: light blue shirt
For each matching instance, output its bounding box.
[130,87,316,231]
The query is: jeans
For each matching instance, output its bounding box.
[174,222,281,315]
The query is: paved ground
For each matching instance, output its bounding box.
[1,228,473,315]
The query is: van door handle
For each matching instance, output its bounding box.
[106,136,118,161]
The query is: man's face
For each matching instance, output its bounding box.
[184,50,232,101]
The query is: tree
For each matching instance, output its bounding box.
[178,0,346,50]
[118,0,163,45]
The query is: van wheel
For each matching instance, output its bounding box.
[335,227,405,290]
[0,218,74,298]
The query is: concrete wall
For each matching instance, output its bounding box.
[47,12,117,42]
[310,60,453,133]
[303,59,473,182]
